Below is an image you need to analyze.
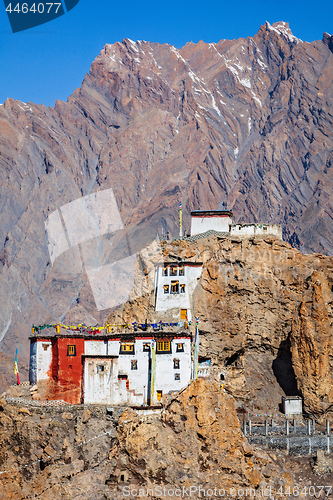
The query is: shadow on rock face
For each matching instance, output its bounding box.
[272,337,300,397]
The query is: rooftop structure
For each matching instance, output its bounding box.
[189,209,282,241]
[190,210,233,236]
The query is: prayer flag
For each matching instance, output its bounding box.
[14,349,20,385]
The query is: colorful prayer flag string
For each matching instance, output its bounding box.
[32,319,196,334]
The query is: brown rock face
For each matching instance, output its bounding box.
[0,400,121,499]
[291,278,333,415]
[108,378,295,498]
[116,379,262,489]
[0,380,301,499]
[1,21,333,390]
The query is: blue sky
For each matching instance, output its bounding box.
[0,0,332,107]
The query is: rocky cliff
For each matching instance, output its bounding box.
[0,379,306,499]
[1,21,333,390]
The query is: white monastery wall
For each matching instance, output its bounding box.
[85,340,108,355]
[116,339,148,404]
[36,340,52,381]
[108,340,121,356]
[229,224,282,239]
[191,215,232,236]
[83,357,118,405]
[152,338,192,404]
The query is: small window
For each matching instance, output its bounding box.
[176,343,184,352]
[180,284,186,293]
[263,226,267,231]
[120,343,135,354]
[143,343,150,352]
[156,341,171,353]
[170,266,178,276]
[162,266,168,276]
[97,365,105,373]
[163,284,169,294]
[67,345,76,356]
[173,359,180,369]
[118,374,128,380]
[171,281,179,294]
[131,360,138,370]
[179,265,184,276]
[157,390,163,401]
[42,344,49,351]
[174,373,180,381]
[220,373,225,381]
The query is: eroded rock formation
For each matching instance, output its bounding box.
[291,276,333,416]
[0,379,299,499]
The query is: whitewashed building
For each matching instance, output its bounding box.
[189,209,282,241]
[282,396,302,415]
[154,262,203,320]
[29,330,192,406]
[190,210,233,236]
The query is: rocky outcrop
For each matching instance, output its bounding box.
[1,21,333,392]
[291,275,333,416]
[0,380,299,499]
[111,378,283,497]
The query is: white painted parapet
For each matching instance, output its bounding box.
[229,223,282,239]
[85,340,108,355]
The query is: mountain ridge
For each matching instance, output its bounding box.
[0,21,333,387]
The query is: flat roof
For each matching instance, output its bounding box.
[30,331,192,341]
[82,355,118,359]
[157,261,203,266]
[191,210,233,217]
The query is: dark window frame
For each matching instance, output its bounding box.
[170,266,178,276]
[131,360,138,370]
[67,345,76,356]
[176,343,184,352]
[156,340,172,354]
[119,343,135,355]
